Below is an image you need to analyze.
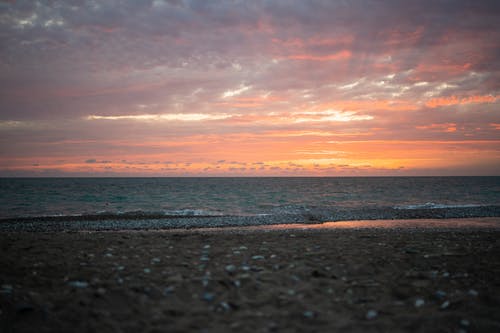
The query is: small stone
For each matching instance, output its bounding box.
[435,290,447,299]
[442,271,450,278]
[366,309,378,320]
[68,281,89,288]
[414,298,425,308]
[163,286,175,295]
[270,254,277,259]
[251,255,265,260]
[202,292,215,302]
[96,287,106,295]
[218,301,231,312]
[203,245,211,249]
[1,284,13,294]
[225,265,237,273]
[104,253,113,257]
[151,258,161,264]
[143,268,151,274]
[440,300,450,309]
[303,311,315,319]
[241,265,251,271]
[468,289,479,297]
[239,246,248,250]
[460,319,470,327]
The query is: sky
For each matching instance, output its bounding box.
[0,0,499,176]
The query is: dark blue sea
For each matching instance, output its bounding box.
[1,177,499,226]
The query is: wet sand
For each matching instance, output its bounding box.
[1,218,500,332]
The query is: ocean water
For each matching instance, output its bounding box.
[1,177,499,222]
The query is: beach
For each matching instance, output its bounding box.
[1,218,500,332]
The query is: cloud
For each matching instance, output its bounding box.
[86,113,233,121]
[0,0,498,176]
[425,95,498,108]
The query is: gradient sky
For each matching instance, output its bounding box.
[0,0,499,176]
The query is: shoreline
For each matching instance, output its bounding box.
[1,206,499,232]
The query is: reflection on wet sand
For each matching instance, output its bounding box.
[265,217,500,230]
[150,217,500,234]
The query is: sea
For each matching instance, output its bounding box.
[1,177,499,229]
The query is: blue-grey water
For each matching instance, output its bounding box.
[1,177,499,222]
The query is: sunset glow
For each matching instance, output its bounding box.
[0,1,499,176]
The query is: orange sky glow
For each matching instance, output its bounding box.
[0,1,499,176]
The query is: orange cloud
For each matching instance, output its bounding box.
[426,95,498,108]
[321,99,418,112]
[287,50,352,61]
[415,123,457,133]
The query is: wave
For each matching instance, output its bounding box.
[394,202,484,210]
[0,209,227,221]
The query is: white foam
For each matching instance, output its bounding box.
[394,202,483,210]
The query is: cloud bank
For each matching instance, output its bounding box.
[0,0,499,176]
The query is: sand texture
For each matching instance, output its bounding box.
[1,225,500,332]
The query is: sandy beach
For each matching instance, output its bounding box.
[1,218,500,332]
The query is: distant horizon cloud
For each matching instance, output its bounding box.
[0,0,499,176]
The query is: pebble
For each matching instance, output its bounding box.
[68,281,89,288]
[143,268,151,274]
[303,311,315,319]
[435,290,447,299]
[151,258,161,263]
[460,319,470,327]
[217,301,231,312]
[251,255,265,260]
[117,265,125,271]
[163,286,175,295]
[1,284,13,294]
[440,300,450,309]
[366,309,378,320]
[203,245,211,249]
[414,298,425,308]
[96,288,106,295]
[468,289,479,297]
[225,265,237,273]
[202,292,215,302]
